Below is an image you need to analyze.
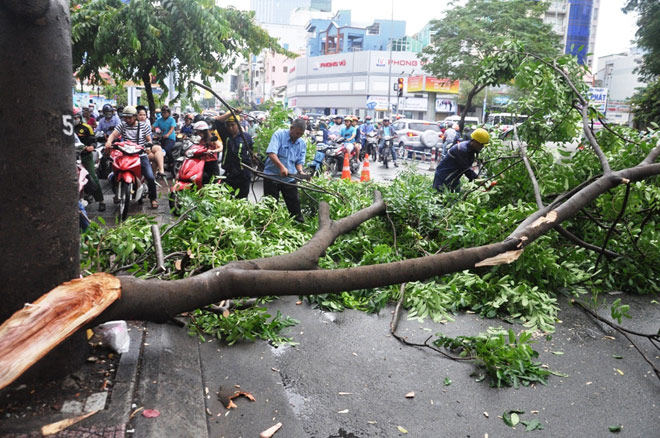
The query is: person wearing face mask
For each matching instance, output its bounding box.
[360,115,375,148]
[95,104,121,139]
[191,121,223,185]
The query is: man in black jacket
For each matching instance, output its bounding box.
[214,113,254,199]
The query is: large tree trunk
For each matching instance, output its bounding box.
[0,0,84,381]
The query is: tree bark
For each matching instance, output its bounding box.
[0,0,85,381]
[460,84,485,132]
[142,69,156,123]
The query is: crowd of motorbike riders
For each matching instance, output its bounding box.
[75,103,490,227]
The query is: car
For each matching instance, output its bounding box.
[392,119,443,154]
[442,115,480,128]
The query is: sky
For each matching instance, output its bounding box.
[217,0,639,71]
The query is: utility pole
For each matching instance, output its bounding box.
[386,0,394,116]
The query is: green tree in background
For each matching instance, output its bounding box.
[71,0,288,121]
[420,0,560,130]
[624,0,660,127]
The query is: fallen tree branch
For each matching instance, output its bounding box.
[0,274,121,390]
[3,161,660,387]
[595,182,631,271]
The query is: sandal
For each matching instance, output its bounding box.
[151,200,159,209]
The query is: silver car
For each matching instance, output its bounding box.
[392,119,442,153]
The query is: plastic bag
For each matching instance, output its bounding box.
[96,320,130,354]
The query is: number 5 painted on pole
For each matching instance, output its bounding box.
[62,114,73,136]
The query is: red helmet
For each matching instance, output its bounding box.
[73,107,81,116]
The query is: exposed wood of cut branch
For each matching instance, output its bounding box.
[0,274,121,390]
[41,410,100,436]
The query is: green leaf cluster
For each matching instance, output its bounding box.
[434,329,552,388]
[71,0,290,111]
[188,307,299,346]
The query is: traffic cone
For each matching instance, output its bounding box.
[360,154,371,182]
[341,153,351,180]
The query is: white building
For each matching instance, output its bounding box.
[287,51,459,120]
[595,49,644,125]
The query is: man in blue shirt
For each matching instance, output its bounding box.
[263,119,307,222]
[152,105,177,165]
[432,128,490,192]
[95,104,121,138]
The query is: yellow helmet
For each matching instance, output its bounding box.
[226,114,241,123]
[470,128,490,145]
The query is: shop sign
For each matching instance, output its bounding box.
[589,87,608,113]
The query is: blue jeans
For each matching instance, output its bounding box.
[140,155,157,200]
[161,137,176,163]
[378,139,397,162]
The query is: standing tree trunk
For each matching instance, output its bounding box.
[0,0,84,380]
[142,70,156,124]
[460,84,485,132]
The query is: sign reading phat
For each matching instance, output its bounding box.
[407,75,459,94]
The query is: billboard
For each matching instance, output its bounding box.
[588,87,608,113]
[407,75,459,94]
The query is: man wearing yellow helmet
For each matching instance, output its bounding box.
[432,127,490,192]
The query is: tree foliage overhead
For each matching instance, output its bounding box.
[70,0,288,116]
[624,0,660,80]
[420,0,561,128]
[624,0,660,127]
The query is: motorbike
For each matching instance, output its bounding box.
[380,135,395,169]
[364,131,379,162]
[309,129,325,145]
[168,143,218,213]
[170,133,194,177]
[108,141,146,222]
[305,142,334,176]
[324,136,360,177]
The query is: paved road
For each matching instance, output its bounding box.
[19,155,657,438]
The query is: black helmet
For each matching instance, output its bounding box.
[160,105,170,114]
[102,104,113,114]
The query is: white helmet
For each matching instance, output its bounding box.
[193,121,209,131]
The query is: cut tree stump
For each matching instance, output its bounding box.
[0,273,121,390]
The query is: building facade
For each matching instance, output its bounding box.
[543,0,600,69]
[306,10,406,57]
[251,0,331,25]
[594,49,644,125]
[287,51,459,120]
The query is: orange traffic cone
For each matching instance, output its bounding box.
[360,154,371,182]
[341,152,351,180]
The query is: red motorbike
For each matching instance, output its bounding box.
[168,143,219,212]
[109,141,146,221]
[325,136,360,177]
